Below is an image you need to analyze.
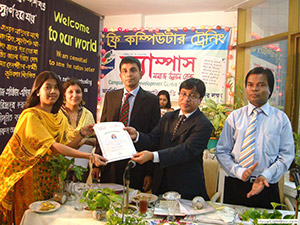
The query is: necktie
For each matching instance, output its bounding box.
[239,107,262,168]
[172,115,186,140]
[119,93,132,126]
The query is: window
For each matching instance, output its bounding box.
[249,40,288,109]
[247,0,289,42]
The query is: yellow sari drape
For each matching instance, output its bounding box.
[0,108,69,225]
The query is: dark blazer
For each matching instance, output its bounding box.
[98,87,160,190]
[136,108,213,200]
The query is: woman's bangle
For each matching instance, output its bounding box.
[79,129,85,138]
[90,152,94,163]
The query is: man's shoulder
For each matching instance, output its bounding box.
[229,105,248,116]
[138,87,159,100]
[268,105,290,121]
[106,88,122,95]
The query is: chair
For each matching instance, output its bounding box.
[203,150,222,201]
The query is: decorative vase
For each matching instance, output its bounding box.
[207,138,218,150]
[53,177,68,204]
[91,209,106,221]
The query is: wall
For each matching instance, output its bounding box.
[103,11,237,29]
[98,11,238,120]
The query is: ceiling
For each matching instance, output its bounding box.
[69,0,256,17]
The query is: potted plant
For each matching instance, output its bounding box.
[82,188,123,221]
[294,132,300,168]
[290,132,300,182]
[240,202,294,224]
[201,98,233,149]
[46,154,87,203]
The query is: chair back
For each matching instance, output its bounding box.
[203,156,219,199]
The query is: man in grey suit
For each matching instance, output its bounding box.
[92,56,160,191]
[126,78,213,200]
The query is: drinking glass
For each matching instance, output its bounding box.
[162,191,181,221]
[64,180,75,201]
[74,183,88,210]
[137,195,148,214]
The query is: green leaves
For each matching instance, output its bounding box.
[201,98,233,138]
[240,202,294,225]
[46,154,87,182]
[293,132,300,167]
[82,188,122,211]
[106,214,147,225]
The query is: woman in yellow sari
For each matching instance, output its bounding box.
[0,71,107,225]
[61,78,96,182]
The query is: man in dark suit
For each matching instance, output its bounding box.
[126,78,213,200]
[92,56,160,191]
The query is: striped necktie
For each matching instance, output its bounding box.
[172,115,186,140]
[239,107,262,168]
[119,93,132,126]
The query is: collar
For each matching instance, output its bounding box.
[179,108,198,119]
[247,102,269,116]
[123,86,140,97]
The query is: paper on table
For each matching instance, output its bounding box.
[179,199,215,215]
[65,144,93,168]
[184,206,236,224]
[93,122,137,163]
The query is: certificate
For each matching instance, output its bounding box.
[93,122,137,163]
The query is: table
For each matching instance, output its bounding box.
[20,202,105,225]
[20,198,298,225]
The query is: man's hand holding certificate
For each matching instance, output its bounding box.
[93,122,137,163]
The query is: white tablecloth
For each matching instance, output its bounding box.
[20,202,105,225]
[20,199,298,225]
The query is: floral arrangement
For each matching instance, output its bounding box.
[201,99,233,139]
[149,220,197,225]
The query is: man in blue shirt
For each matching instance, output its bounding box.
[216,67,294,208]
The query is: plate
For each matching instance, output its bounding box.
[29,200,61,213]
[132,193,158,203]
[154,200,185,217]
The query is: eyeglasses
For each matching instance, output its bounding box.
[179,92,199,101]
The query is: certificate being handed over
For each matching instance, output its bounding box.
[93,122,137,163]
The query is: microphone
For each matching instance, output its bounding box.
[291,168,300,189]
[124,160,136,180]
[126,160,136,170]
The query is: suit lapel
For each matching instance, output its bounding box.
[130,88,145,124]
[172,108,200,141]
[113,89,123,120]
[170,110,180,132]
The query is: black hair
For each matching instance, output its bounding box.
[119,56,141,71]
[179,78,206,99]
[24,71,63,113]
[62,78,84,94]
[157,90,172,108]
[245,67,274,98]
[62,78,85,106]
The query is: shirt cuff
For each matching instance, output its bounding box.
[153,151,160,163]
[261,171,272,183]
[133,132,139,143]
[236,167,247,180]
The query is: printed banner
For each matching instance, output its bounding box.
[0,0,99,153]
[101,29,230,103]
